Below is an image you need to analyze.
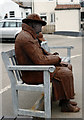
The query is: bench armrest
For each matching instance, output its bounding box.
[49,46,74,49]
[8,65,55,73]
[49,46,74,58]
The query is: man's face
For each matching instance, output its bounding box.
[32,22,42,34]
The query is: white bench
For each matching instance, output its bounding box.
[1,41,74,119]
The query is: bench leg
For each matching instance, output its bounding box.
[44,71,51,118]
[11,89,18,116]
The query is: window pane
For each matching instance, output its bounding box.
[81,12,84,21]
[9,11,15,17]
[10,11,14,15]
[80,2,84,7]
[51,13,55,23]
[0,22,3,28]
[40,16,47,21]
[17,22,22,27]
[9,22,16,27]
[54,13,55,22]
[26,12,29,17]
[51,14,53,22]
[4,22,9,27]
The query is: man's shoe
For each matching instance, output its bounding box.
[59,100,77,106]
[61,103,80,112]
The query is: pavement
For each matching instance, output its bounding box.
[0,34,83,119]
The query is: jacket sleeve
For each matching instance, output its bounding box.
[22,38,61,65]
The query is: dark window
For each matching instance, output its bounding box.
[81,12,84,21]
[40,16,47,21]
[51,14,53,22]
[54,13,55,22]
[4,22,16,27]
[4,22,9,27]
[9,11,15,17]
[71,0,73,2]
[26,12,29,17]
[80,2,84,7]
[51,13,55,23]
[9,22,16,27]
[17,22,22,27]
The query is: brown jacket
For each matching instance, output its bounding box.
[15,23,61,84]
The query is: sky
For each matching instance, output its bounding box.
[0,0,12,4]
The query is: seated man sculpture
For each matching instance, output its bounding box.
[15,14,80,112]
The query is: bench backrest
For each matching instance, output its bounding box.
[1,41,50,85]
[2,49,22,83]
[41,41,50,52]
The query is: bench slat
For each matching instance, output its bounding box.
[8,65,55,72]
[16,84,44,92]
[6,49,15,58]
[49,46,74,49]
[18,109,45,118]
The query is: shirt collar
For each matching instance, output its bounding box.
[22,23,37,39]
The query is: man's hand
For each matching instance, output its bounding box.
[53,52,59,55]
[60,62,68,67]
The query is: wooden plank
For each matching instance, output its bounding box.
[11,56,22,82]
[16,84,44,92]
[6,49,15,58]
[8,65,55,72]
[61,57,70,62]
[49,46,74,49]
[18,109,45,118]
[41,41,50,52]
[2,116,32,120]
[16,116,33,120]
[2,117,17,120]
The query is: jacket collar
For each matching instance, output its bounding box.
[22,23,37,39]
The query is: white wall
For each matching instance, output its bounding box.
[34,0,56,24]
[0,0,21,19]
[19,8,32,18]
[19,8,26,18]
[55,9,80,32]
[0,0,29,19]
[57,0,80,4]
